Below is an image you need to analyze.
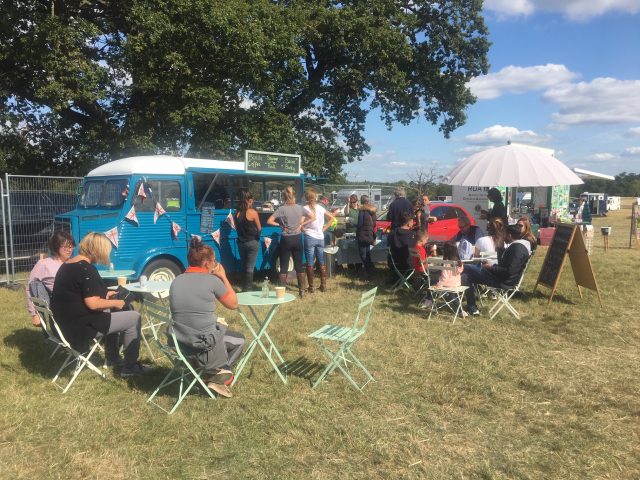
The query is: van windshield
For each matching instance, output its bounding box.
[80,179,129,208]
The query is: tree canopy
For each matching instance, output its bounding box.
[571,172,640,197]
[1,0,489,179]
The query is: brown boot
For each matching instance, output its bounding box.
[278,273,288,287]
[305,264,315,293]
[319,265,327,292]
[296,273,306,298]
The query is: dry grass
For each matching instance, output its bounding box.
[1,200,639,479]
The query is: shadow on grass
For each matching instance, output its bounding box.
[282,356,326,386]
[3,327,56,378]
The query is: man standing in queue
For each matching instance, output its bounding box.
[386,187,413,281]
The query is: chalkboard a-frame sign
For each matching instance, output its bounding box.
[245,150,301,176]
[534,223,602,306]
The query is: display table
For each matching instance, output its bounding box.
[336,236,388,266]
[232,291,295,386]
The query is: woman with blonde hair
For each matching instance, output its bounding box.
[50,232,151,377]
[303,188,335,292]
[267,185,314,297]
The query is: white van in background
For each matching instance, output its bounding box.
[607,196,621,211]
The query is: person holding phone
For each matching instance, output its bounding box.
[169,237,243,398]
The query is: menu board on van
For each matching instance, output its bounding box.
[245,150,301,176]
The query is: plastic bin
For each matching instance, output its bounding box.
[323,246,339,278]
[538,227,556,246]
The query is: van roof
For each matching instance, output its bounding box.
[87,155,246,177]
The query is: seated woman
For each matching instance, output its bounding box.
[50,232,150,376]
[474,218,506,265]
[169,238,243,398]
[516,217,537,255]
[25,231,75,326]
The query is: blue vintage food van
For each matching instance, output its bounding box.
[54,151,304,281]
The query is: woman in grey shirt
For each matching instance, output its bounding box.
[267,185,314,297]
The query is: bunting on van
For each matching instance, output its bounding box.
[154,203,166,224]
[211,229,221,245]
[263,237,272,250]
[125,206,139,226]
[171,222,181,239]
[137,182,147,201]
[225,211,236,230]
[104,226,119,249]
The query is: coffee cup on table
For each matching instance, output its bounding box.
[117,276,127,287]
[275,286,286,299]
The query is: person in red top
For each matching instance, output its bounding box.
[412,230,429,273]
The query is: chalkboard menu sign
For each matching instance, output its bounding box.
[245,150,301,176]
[200,206,215,233]
[536,223,574,289]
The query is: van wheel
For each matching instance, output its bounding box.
[142,259,182,283]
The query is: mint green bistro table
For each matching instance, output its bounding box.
[98,269,136,279]
[232,291,296,386]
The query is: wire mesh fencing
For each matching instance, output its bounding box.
[2,174,82,283]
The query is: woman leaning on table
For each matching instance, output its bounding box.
[50,232,151,377]
[169,237,243,398]
[267,185,315,297]
[25,231,75,326]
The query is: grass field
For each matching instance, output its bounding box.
[1,200,639,479]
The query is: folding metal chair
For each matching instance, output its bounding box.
[309,287,377,391]
[145,300,217,414]
[426,258,468,324]
[31,297,106,393]
[388,247,414,293]
[483,257,532,320]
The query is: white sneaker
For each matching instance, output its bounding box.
[419,299,433,309]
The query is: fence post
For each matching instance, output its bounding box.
[5,173,16,283]
[0,179,8,284]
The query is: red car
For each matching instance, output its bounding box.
[376,202,476,242]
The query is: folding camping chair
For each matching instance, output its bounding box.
[308,287,377,391]
[29,281,63,359]
[425,258,468,324]
[144,299,217,414]
[31,297,106,393]
[388,247,414,293]
[482,256,532,320]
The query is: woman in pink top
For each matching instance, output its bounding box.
[25,231,75,326]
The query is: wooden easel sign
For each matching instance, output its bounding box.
[534,223,602,306]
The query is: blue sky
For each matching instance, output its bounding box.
[343,1,640,182]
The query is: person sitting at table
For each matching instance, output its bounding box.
[474,218,505,266]
[169,237,243,398]
[412,230,429,274]
[461,224,531,316]
[50,232,151,376]
[25,231,75,327]
[454,216,484,260]
[516,217,537,255]
[419,242,464,314]
[390,211,415,273]
[355,194,378,277]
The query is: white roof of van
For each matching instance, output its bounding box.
[87,155,245,177]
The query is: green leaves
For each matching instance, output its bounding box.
[1,0,489,177]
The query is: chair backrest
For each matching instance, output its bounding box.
[29,280,51,305]
[512,255,533,292]
[142,299,177,359]
[351,287,377,334]
[408,247,426,273]
[30,296,72,349]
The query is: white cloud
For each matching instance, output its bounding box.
[544,78,640,126]
[388,161,408,167]
[623,146,640,156]
[627,127,640,137]
[464,124,550,145]
[485,0,640,21]
[586,152,617,161]
[469,64,578,100]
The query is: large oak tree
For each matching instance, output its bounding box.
[1,0,489,178]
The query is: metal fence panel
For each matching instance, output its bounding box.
[4,174,82,283]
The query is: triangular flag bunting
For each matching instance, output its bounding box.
[137,182,147,200]
[263,236,272,250]
[104,226,119,249]
[171,222,181,239]
[225,211,236,230]
[154,202,166,224]
[125,206,139,225]
[211,229,221,245]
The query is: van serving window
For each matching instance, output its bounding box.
[134,181,181,212]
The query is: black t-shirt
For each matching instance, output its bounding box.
[488,201,508,225]
[386,197,413,230]
[50,260,111,351]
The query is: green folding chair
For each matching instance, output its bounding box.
[31,297,106,393]
[144,300,217,414]
[309,287,377,391]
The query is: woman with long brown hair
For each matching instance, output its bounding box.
[516,216,537,254]
[267,185,314,297]
[474,217,505,264]
[235,190,261,291]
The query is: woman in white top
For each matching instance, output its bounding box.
[303,189,335,293]
[474,218,506,265]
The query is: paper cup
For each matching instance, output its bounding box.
[117,276,127,287]
[275,286,286,299]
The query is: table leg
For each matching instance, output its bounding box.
[232,304,287,386]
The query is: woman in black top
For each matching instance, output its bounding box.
[235,190,261,291]
[356,195,377,276]
[482,188,509,225]
[50,232,150,377]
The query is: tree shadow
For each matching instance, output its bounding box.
[3,328,56,378]
[281,356,325,386]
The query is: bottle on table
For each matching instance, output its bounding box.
[261,279,270,298]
